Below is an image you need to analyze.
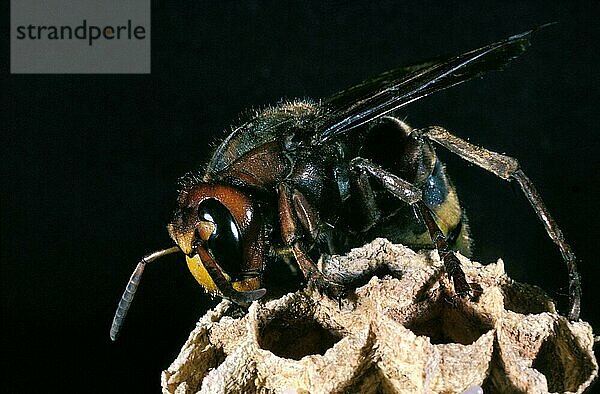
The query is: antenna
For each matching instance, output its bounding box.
[110,246,180,341]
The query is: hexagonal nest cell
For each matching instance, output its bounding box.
[161,239,598,394]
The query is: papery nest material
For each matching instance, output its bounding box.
[161,238,597,394]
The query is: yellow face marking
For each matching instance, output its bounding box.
[185,254,261,295]
[186,254,218,293]
[198,221,215,241]
[172,230,195,255]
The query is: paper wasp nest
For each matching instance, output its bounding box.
[161,239,597,393]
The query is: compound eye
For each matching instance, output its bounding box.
[197,198,244,277]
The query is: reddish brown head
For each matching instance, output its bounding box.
[167,183,266,303]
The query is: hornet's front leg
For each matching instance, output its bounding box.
[277,183,346,299]
[350,157,472,298]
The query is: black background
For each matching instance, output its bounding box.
[2,1,599,392]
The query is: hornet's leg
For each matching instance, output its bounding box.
[423,125,581,320]
[350,157,471,298]
[277,183,345,298]
[347,162,381,232]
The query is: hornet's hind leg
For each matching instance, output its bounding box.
[423,125,581,320]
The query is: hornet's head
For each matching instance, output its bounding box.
[167,183,266,303]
